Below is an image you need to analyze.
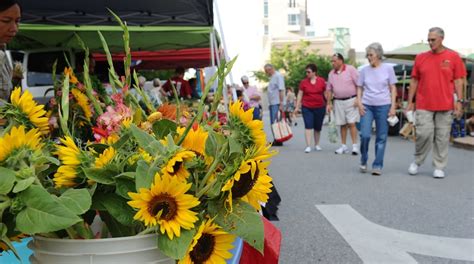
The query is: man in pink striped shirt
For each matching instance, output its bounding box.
[326,53,360,155]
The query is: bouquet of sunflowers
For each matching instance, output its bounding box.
[0,13,275,263]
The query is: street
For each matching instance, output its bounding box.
[265,115,474,264]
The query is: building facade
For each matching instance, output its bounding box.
[261,0,351,64]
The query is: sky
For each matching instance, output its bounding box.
[215,0,473,82]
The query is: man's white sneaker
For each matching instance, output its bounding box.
[335,145,349,154]
[314,145,322,151]
[408,162,418,175]
[351,144,359,155]
[433,169,445,178]
[359,165,367,173]
[304,146,311,153]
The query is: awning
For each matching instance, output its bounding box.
[9,24,215,53]
[17,0,213,26]
[93,48,220,70]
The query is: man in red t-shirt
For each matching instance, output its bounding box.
[406,27,466,178]
[162,66,192,99]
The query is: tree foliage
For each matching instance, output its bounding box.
[254,41,332,91]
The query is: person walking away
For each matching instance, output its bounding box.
[406,27,466,178]
[264,64,285,146]
[162,66,192,100]
[356,43,397,176]
[285,87,296,125]
[326,53,360,155]
[293,63,328,153]
[0,0,21,103]
[241,75,262,120]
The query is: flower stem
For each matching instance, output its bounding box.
[137,227,155,236]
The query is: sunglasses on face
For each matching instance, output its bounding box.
[242,82,248,85]
[427,38,437,42]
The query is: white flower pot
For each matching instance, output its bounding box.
[28,234,174,264]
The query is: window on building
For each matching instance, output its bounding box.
[264,25,269,35]
[288,0,296,7]
[264,0,268,18]
[288,14,299,26]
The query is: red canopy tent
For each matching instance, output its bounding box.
[92,48,220,70]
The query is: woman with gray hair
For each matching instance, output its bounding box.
[356,42,397,175]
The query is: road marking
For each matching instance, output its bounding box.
[316,204,474,263]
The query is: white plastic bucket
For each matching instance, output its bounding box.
[28,234,174,264]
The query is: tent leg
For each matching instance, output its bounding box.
[210,31,216,67]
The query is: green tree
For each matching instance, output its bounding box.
[254,41,332,92]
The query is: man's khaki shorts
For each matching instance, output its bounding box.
[334,97,360,125]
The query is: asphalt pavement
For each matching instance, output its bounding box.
[264,114,474,264]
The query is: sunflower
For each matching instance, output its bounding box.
[71,88,92,121]
[94,147,115,168]
[128,148,153,165]
[98,134,120,145]
[222,157,273,211]
[10,87,49,134]
[180,219,235,264]
[0,126,43,163]
[147,111,163,123]
[53,136,82,188]
[127,173,200,239]
[176,125,208,157]
[161,149,196,181]
[63,67,78,84]
[229,101,266,147]
[122,118,133,128]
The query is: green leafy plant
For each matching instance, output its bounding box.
[254,40,332,91]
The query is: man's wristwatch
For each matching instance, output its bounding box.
[457,99,464,103]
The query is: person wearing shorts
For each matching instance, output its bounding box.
[326,53,360,155]
[294,63,328,153]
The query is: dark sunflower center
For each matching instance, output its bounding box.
[172,161,183,174]
[190,234,215,264]
[231,162,259,199]
[148,194,178,221]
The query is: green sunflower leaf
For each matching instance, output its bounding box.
[152,119,177,139]
[99,211,135,237]
[83,168,116,185]
[136,160,158,191]
[16,185,82,234]
[112,132,130,149]
[92,192,135,226]
[115,178,136,199]
[57,189,91,215]
[12,177,36,193]
[210,200,264,253]
[0,167,16,195]
[130,124,163,154]
[157,228,195,260]
[229,137,243,155]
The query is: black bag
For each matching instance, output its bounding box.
[262,182,281,221]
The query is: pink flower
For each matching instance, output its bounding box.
[94,98,132,141]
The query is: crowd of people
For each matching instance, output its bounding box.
[252,27,467,178]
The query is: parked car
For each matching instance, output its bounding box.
[6,48,74,104]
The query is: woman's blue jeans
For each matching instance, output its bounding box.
[359,104,390,169]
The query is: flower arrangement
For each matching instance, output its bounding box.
[0,13,275,263]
